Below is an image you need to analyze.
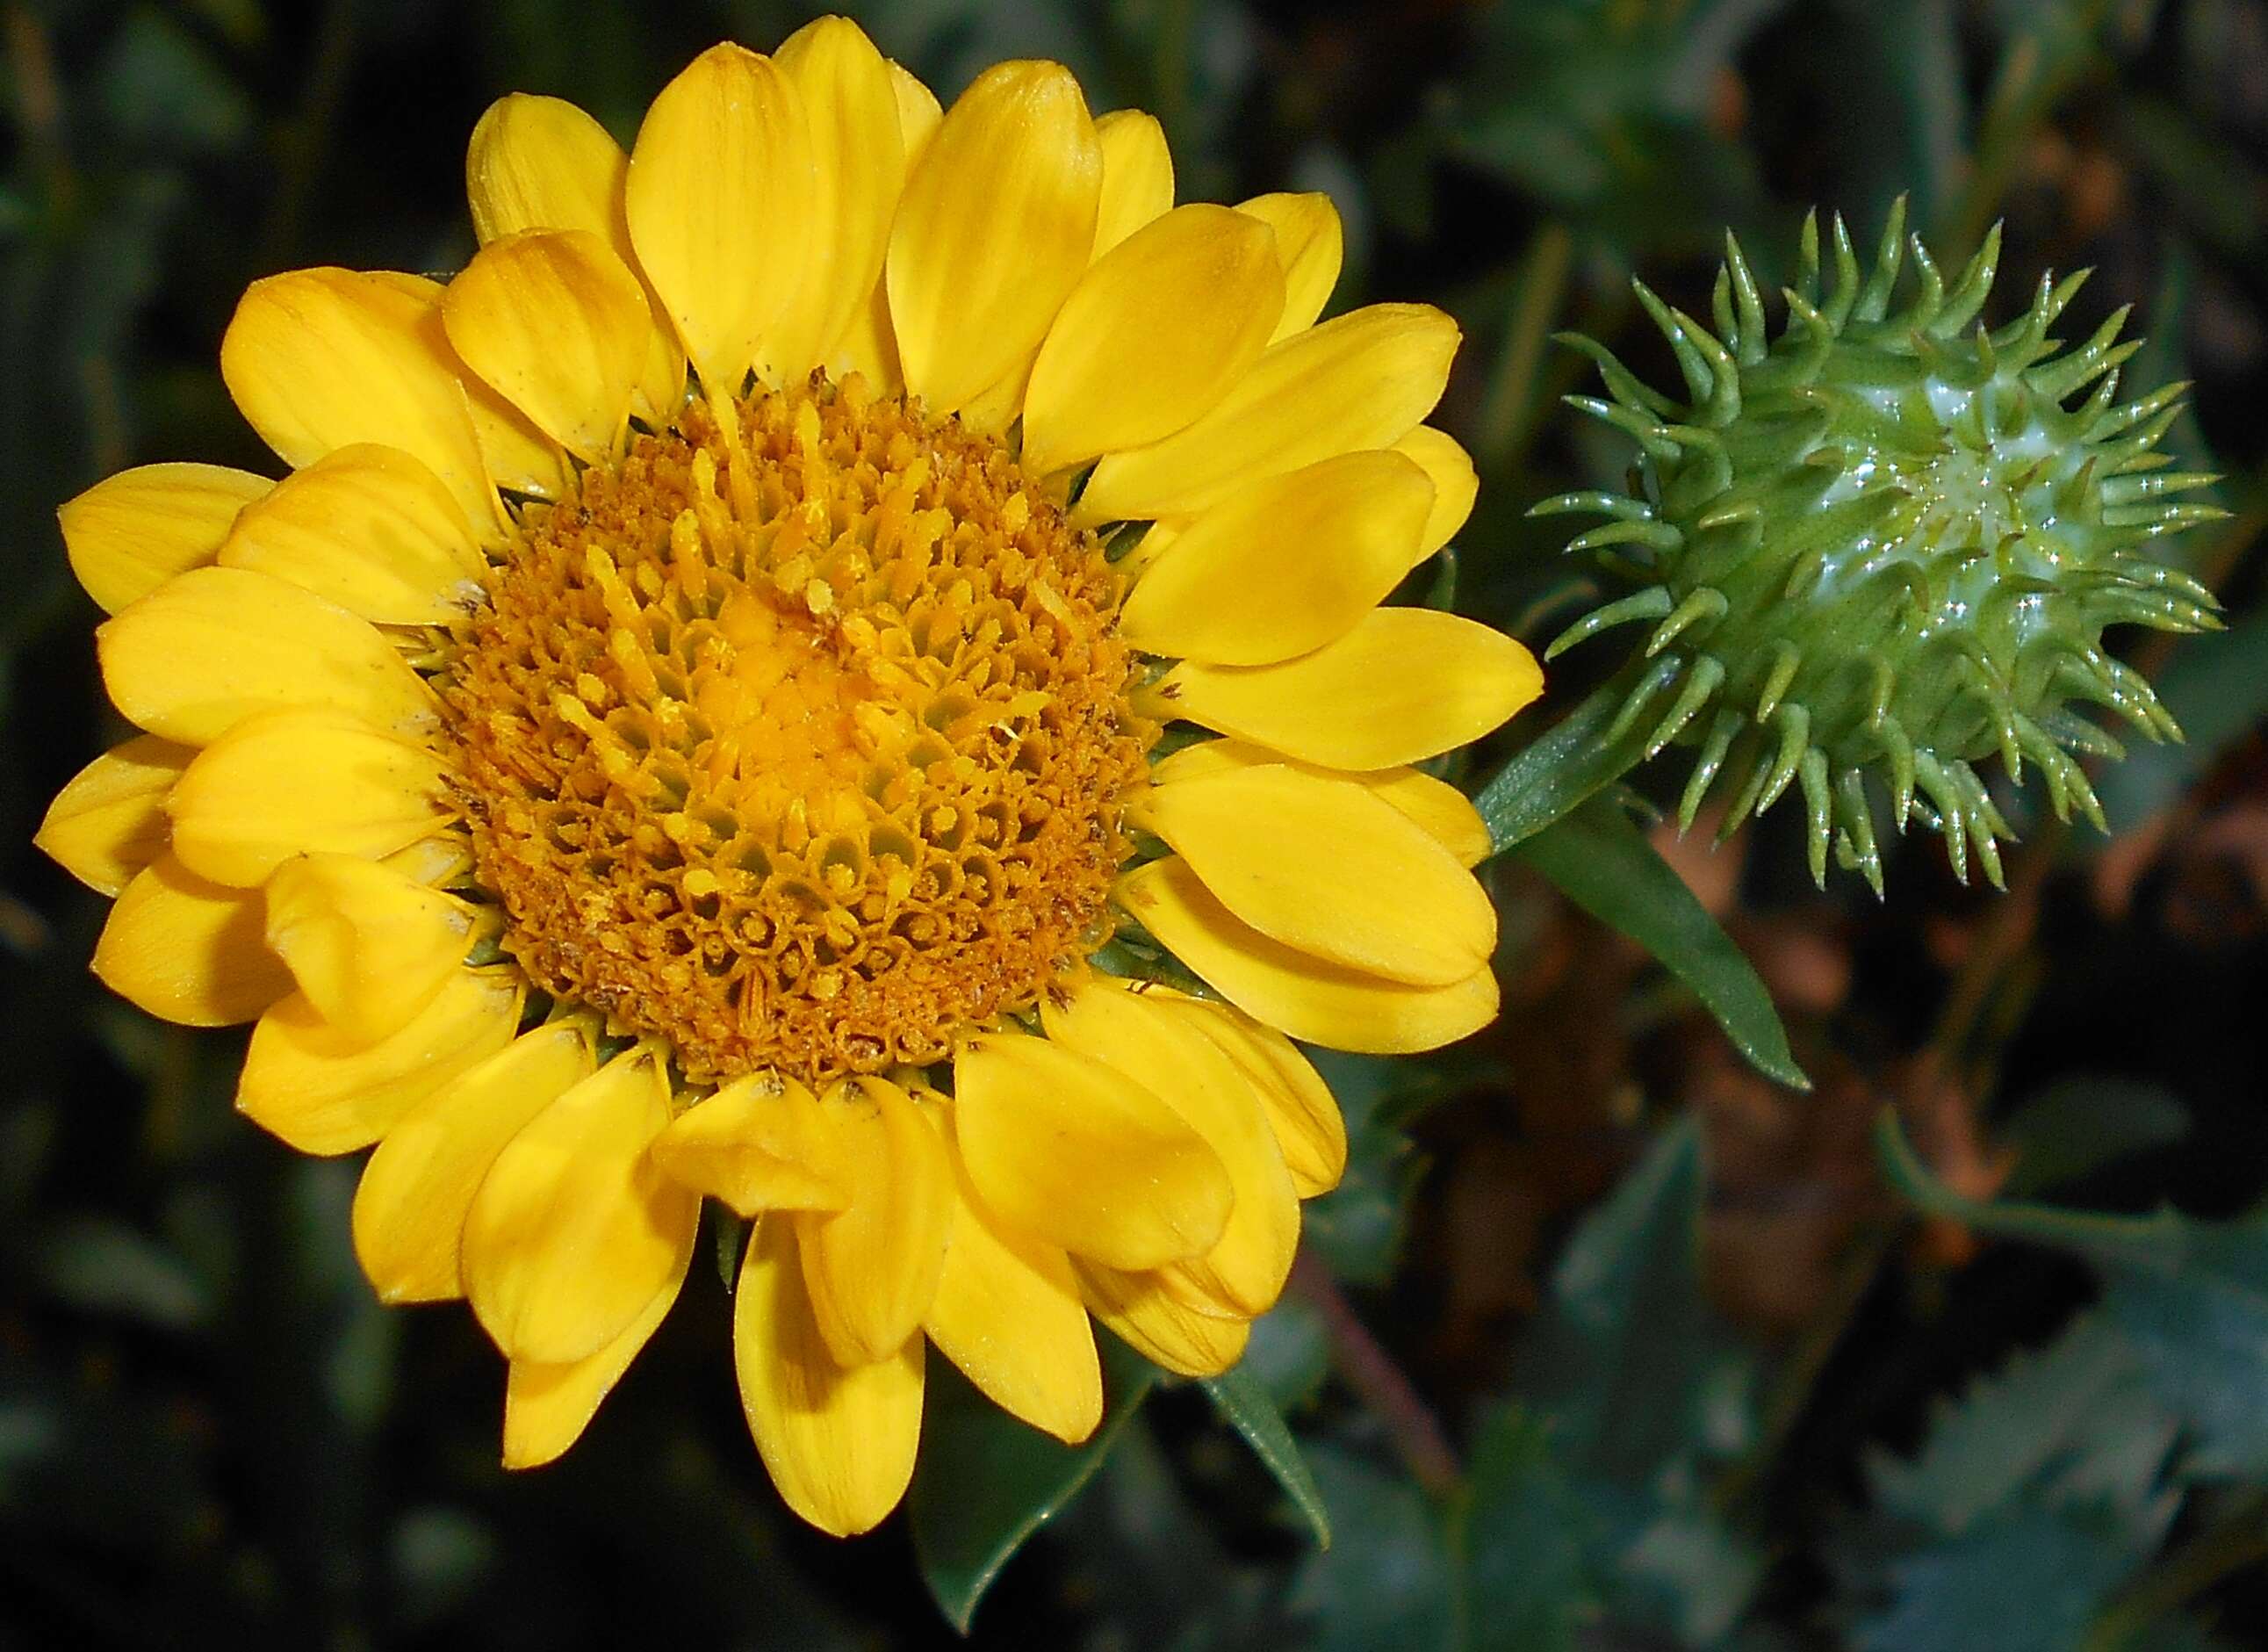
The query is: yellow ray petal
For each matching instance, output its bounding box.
[443,230,649,461]
[1074,1259,1250,1378]
[1148,736,1492,869]
[167,708,454,887]
[889,61,945,155]
[1147,606,1542,769]
[504,1256,684,1469]
[1021,204,1284,479]
[35,734,191,896]
[1119,449,1433,665]
[1075,302,1459,525]
[824,63,941,394]
[1235,191,1343,343]
[353,1020,596,1303]
[1042,978,1299,1319]
[1175,999,1349,1197]
[58,462,270,616]
[735,1218,925,1537]
[263,852,473,1044]
[953,1028,1231,1271]
[97,565,438,747]
[468,91,622,243]
[651,1071,851,1216]
[957,349,1037,438]
[375,271,565,501]
[887,60,1101,414]
[464,1047,700,1367]
[1392,425,1478,564]
[217,444,486,625]
[773,16,905,380]
[626,43,813,396]
[465,92,685,422]
[1116,857,1501,1053]
[237,966,523,1156]
[92,852,292,1027]
[220,268,514,530]
[383,830,474,888]
[1091,109,1172,257]
[796,1077,953,1367]
[1128,763,1494,986]
[923,1105,1102,1444]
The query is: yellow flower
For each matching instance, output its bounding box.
[35,18,1541,1537]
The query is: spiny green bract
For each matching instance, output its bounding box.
[1540,199,2225,893]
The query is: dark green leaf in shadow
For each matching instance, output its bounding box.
[1452,1406,1596,1652]
[1200,1363,1331,1548]
[1242,1295,1330,1414]
[1998,1078,2190,1200]
[1288,1445,1454,1652]
[1514,1115,1711,1482]
[1865,1310,2174,1537]
[1510,795,1808,1090]
[35,1214,210,1331]
[1877,1112,2268,1476]
[1854,1504,2171,1652]
[1301,1050,1446,1285]
[911,1332,1159,1634]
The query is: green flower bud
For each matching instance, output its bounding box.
[1541,200,2224,891]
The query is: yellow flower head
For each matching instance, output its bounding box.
[36,19,1541,1537]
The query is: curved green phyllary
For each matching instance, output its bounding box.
[1540,200,2224,891]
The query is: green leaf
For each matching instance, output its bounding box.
[1876,1112,2268,1478]
[1288,1446,1455,1652]
[1513,1116,1757,1482]
[1200,1364,1331,1548]
[34,1215,210,1332]
[1451,1406,1596,1652]
[1998,1078,2190,1200]
[1301,1050,1444,1285]
[1866,1310,2173,1536]
[1472,678,1646,853]
[1242,1295,1331,1415]
[911,1334,1159,1634]
[1512,794,1808,1088]
[1854,1504,2169,1652]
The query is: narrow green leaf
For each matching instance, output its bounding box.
[911,1336,1159,1634]
[1200,1364,1331,1548]
[1472,677,1646,852]
[1511,795,1809,1090]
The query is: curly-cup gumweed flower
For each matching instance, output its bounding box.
[35,18,1540,1536]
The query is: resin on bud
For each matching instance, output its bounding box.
[1539,199,2223,892]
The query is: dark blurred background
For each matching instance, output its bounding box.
[8,1,2268,1647]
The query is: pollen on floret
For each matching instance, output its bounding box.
[442,375,1155,1082]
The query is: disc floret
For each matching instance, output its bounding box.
[1541,200,2223,891]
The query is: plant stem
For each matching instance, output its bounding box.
[1289,1247,1462,1496]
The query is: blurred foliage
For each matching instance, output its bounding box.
[8,0,2268,1646]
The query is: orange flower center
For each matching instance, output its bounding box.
[442,377,1153,1083]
